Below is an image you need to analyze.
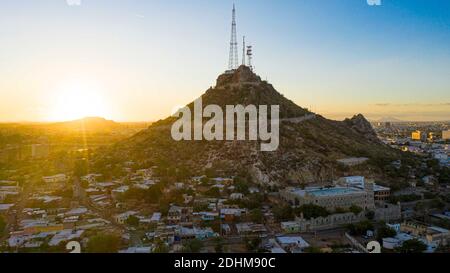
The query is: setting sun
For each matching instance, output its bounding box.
[48,82,110,121]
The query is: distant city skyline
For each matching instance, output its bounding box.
[0,0,449,122]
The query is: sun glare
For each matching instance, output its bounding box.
[48,82,110,121]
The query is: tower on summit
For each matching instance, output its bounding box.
[228,4,239,71]
[246,45,253,71]
[242,36,246,66]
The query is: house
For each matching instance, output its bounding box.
[194,212,218,221]
[281,221,301,233]
[230,193,244,200]
[0,203,14,214]
[211,177,234,185]
[425,226,449,246]
[192,175,207,183]
[177,227,217,240]
[30,195,62,204]
[115,211,138,224]
[276,236,310,252]
[0,181,21,202]
[49,229,84,246]
[112,185,129,199]
[174,182,185,189]
[42,174,67,183]
[235,222,267,235]
[95,182,117,190]
[336,176,391,201]
[422,175,437,186]
[183,194,193,204]
[220,208,246,221]
[374,203,401,222]
[81,174,102,184]
[212,184,226,192]
[167,206,193,224]
[221,224,232,235]
[150,212,162,223]
[65,207,89,217]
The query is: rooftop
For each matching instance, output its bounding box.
[290,186,362,197]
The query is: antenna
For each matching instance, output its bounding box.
[228,4,239,70]
[246,45,253,71]
[242,36,246,66]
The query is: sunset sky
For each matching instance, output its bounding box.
[0,0,449,122]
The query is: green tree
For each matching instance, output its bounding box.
[349,205,363,215]
[153,240,169,253]
[205,187,221,198]
[234,177,249,194]
[86,234,121,253]
[303,246,323,253]
[0,215,6,234]
[295,204,330,219]
[250,208,264,223]
[365,210,375,220]
[200,176,210,185]
[245,237,262,252]
[376,225,397,241]
[273,205,294,221]
[213,237,224,253]
[346,221,374,236]
[396,239,427,253]
[182,239,204,253]
[126,215,140,227]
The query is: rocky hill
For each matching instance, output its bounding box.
[97,66,400,186]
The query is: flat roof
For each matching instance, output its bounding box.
[276,236,310,248]
[291,186,361,197]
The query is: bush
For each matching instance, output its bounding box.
[87,234,121,253]
[250,208,263,223]
[349,205,363,215]
[396,239,427,253]
[0,215,6,234]
[245,237,262,252]
[273,205,294,221]
[294,204,330,219]
[346,221,374,236]
[182,239,204,253]
[376,225,396,241]
[126,215,140,227]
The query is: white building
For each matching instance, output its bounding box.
[150,212,162,223]
[337,176,391,201]
[280,183,375,211]
[230,193,244,200]
[43,174,67,183]
[276,236,310,252]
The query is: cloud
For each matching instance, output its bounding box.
[135,14,145,19]
[66,0,81,6]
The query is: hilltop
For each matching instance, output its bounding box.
[96,66,401,186]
